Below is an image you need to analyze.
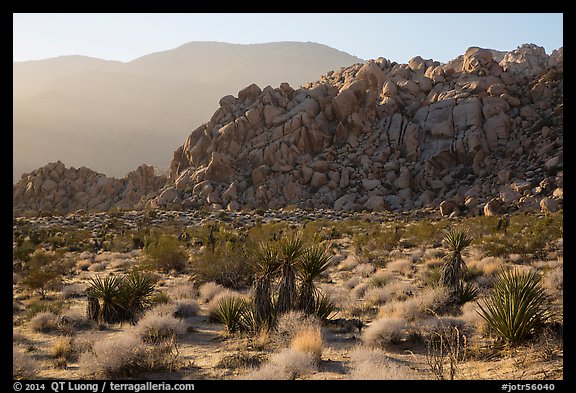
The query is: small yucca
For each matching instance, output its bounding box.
[297,243,332,314]
[477,269,553,346]
[276,234,306,315]
[439,229,472,302]
[214,296,250,334]
[252,243,281,327]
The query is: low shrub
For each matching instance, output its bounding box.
[348,347,421,379]
[241,348,317,380]
[133,309,186,344]
[362,317,408,348]
[290,326,323,362]
[144,235,189,273]
[198,282,226,303]
[272,311,321,348]
[173,299,200,319]
[13,345,38,379]
[79,332,180,378]
[30,311,59,332]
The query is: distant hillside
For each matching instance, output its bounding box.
[13,41,363,182]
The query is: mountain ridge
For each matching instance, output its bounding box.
[13,41,363,182]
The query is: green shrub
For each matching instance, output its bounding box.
[190,238,253,290]
[25,299,64,318]
[21,250,62,298]
[477,269,553,346]
[144,235,189,273]
[86,272,157,324]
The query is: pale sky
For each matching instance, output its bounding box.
[13,13,563,64]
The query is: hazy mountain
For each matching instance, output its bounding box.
[13,41,363,182]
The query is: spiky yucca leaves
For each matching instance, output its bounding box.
[118,272,157,322]
[276,234,306,315]
[314,294,337,321]
[86,275,123,323]
[477,269,553,346]
[86,272,157,323]
[297,243,332,315]
[439,229,472,303]
[214,296,250,334]
[252,243,281,328]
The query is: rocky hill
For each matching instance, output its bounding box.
[13,42,362,181]
[13,163,165,215]
[13,44,563,217]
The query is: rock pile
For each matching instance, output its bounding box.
[160,43,563,215]
[13,43,563,217]
[13,162,165,215]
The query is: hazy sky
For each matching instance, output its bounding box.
[13,13,563,63]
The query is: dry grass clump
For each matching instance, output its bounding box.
[387,257,413,275]
[110,258,132,270]
[13,345,38,379]
[543,268,563,294]
[362,317,408,347]
[133,307,186,343]
[198,281,227,303]
[351,282,370,300]
[51,337,76,367]
[79,332,180,378]
[337,254,360,271]
[290,326,323,362]
[173,299,200,319]
[30,311,59,332]
[168,284,197,300]
[272,310,321,348]
[241,348,317,380]
[424,248,446,260]
[377,286,450,321]
[467,256,504,276]
[348,347,422,379]
[60,283,86,299]
[368,269,393,288]
[76,259,92,271]
[365,280,415,307]
[353,263,375,277]
[344,276,363,290]
[87,261,108,272]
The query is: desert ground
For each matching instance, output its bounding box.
[13,207,563,380]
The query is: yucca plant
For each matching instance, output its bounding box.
[477,269,553,346]
[439,229,472,303]
[118,272,157,322]
[252,243,281,328]
[86,275,123,323]
[297,242,332,314]
[276,234,306,315]
[214,296,250,334]
[86,272,157,324]
[314,293,337,321]
[458,281,479,305]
